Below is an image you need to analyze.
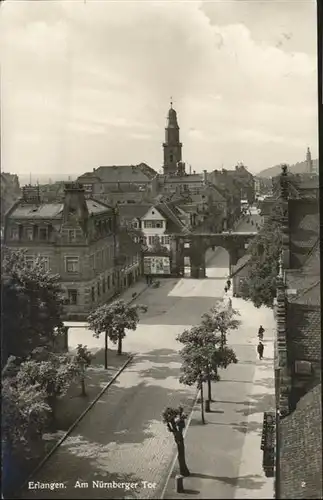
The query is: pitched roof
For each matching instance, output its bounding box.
[8,199,111,219]
[162,174,203,183]
[279,384,322,499]
[92,163,157,183]
[118,203,152,221]
[156,202,187,233]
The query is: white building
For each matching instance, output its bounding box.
[118,201,188,252]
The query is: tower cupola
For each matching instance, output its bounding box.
[162,99,182,176]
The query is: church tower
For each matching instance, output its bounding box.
[306,146,313,173]
[163,100,182,176]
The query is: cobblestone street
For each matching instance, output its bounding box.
[21,249,230,500]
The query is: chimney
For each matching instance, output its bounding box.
[202,170,207,184]
[63,183,89,230]
[22,185,41,204]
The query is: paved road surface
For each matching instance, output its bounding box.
[21,249,230,500]
[21,212,263,500]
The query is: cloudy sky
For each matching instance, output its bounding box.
[0,0,318,180]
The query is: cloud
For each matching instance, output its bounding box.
[0,0,318,177]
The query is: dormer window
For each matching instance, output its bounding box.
[67,229,76,242]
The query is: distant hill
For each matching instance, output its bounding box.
[257,159,318,179]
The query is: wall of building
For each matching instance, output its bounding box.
[141,207,169,249]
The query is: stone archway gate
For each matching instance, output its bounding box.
[170,231,257,278]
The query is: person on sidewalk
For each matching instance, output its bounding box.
[257,341,264,360]
[224,286,228,294]
[258,325,265,341]
[226,278,231,290]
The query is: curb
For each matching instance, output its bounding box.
[160,389,200,499]
[17,354,134,496]
[161,285,232,499]
[125,283,149,305]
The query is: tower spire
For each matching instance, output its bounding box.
[162,101,182,176]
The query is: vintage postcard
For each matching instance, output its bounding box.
[1,1,321,499]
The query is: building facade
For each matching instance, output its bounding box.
[77,163,157,200]
[4,184,121,320]
[268,166,321,498]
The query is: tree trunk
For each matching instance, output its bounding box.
[175,433,190,476]
[207,377,212,402]
[47,396,57,429]
[200,381,205,424]
[81,375,86,397]
[117,331,122,355]
[104,330,108,370]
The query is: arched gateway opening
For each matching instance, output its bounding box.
[170,232,257,279]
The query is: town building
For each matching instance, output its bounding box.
[264,166,321,498]
[4,183,123,320]
[118,200,190,276]
[77,163,157,200]
[118,201,188,252]
[224,163,255,205]
[1,172,21,223]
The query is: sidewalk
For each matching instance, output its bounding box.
[116,278,149,304]
[163,295,275,499]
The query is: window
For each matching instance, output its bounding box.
[25,256,34,269]
[132,220,138,229]
[91,287,95,302]
[97,282,101,296]
[102,279,106,294]
[26,227,33,241]
[170,154,173,162]
[68,289,78,305]
[148,236,154,245]
[83,184,93,193]
[10,227,19,240]
[161,236,170,245]
[65,257,79,273]
[67,229,76,242]
[144,220,164,229]
[38,256,49,271]
[39,227,48,241]
[112,274,115,286]
[107,276,110,289]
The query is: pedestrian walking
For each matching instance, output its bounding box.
[258,325,265,341]
[257,341,264,360]
[224,286,228,293]
[226,278,231,290]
